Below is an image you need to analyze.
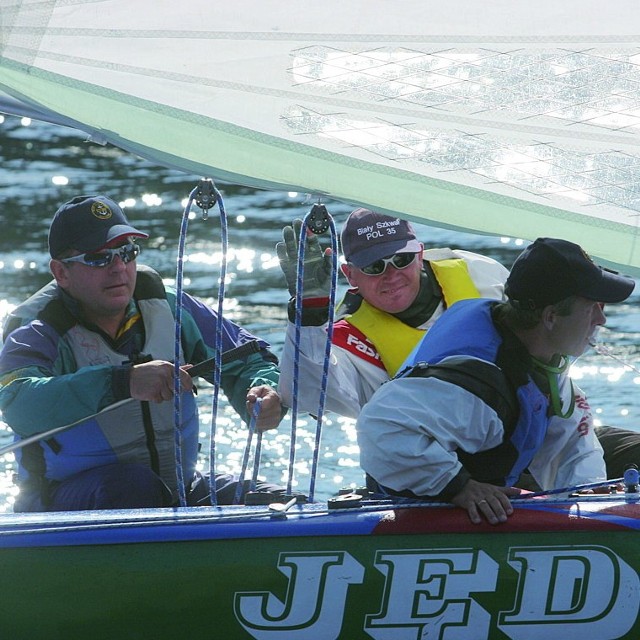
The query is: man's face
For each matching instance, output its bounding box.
[549,297,607,357]
[341,247,424,313]
[50,240,138,325]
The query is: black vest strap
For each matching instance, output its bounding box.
[405,358,520,484]
[405,359,519,430]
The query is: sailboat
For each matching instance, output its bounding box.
[1,2,640,638]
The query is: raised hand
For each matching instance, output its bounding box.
[276,218,332,299]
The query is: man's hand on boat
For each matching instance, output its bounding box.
[452,479,522,525]
[130,360,194,403]
[246,385,283,431]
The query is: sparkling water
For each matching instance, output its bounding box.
[1,115,638,511]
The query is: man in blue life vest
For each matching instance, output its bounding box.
[0,195,286,512]
[356,238,635,524]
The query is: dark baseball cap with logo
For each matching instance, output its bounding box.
[340,208,422,268]
[505,237,635,309]
[48,195,148,258]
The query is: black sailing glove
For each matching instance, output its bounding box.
[276,218,332,299]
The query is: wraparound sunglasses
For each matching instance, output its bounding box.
[358,252,418,276]
[60,243,141,268]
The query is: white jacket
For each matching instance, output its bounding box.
[357,358,605,494]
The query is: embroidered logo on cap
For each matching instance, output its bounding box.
[91,201,112,220]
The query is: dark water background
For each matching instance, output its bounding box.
[1,113,639,510]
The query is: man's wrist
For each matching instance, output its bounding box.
[111,365,133,400]
[287,297,329,325]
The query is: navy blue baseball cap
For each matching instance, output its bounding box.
[505,237,635,309]
[341,209,422,268]
[48,195,148,258]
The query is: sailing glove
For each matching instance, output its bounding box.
[276,219,332,299]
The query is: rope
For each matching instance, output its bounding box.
[233,398,263,504]
[172,187,198,507]
[287,205,339,500]
[207,186,228,507]
[522,477,623,498]
[173,180,227,508]
[250,432,264,493]
[308,218,338,502]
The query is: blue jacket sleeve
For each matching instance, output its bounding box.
[167,290,281,424]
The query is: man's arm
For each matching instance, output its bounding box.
[175,290,283,428]
[357,376,507,497]
[357,374,519,523]
[278,319,388,418]
[0,322,195,436]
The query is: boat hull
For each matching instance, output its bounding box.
[1,497,639,639]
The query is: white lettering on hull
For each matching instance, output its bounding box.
[234,545,639,640]
[234,551,364,639]
[499,546,640,639]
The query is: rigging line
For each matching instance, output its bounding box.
[522,477,623,499]
[287,243,303,494]
[173,187,197,507]
[589,340,640,376]
[287,204,338,499]
[233,397,262,505]
[308,216,339,503]
[250,431,263,493]
[208,182,228,508]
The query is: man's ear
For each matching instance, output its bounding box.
[540,304,556,331]
[340,263,356,287]
[50,259,69,287]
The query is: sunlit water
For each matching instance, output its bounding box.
[1,115,639,512]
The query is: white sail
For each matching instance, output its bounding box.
[2,1,640,272]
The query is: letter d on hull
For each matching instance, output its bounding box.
[499,545,640,639]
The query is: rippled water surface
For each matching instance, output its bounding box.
[1,115,639,511]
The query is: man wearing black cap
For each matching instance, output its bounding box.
[356,238,635,525]
[277,208,508,416]
[0,195,285,512]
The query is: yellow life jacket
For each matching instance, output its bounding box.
[346,257,481,376]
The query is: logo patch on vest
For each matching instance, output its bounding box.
[333,321,384,369]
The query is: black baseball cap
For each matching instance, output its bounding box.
[48,195,148,258]
[505,237,635,309]
[341,209,422,268]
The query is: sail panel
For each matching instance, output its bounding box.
[3,0,640,272]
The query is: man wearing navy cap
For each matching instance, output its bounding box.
[356,237,635,525]
[277,208,509,416]
[0,195,285,512]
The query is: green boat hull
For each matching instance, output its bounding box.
[1,498,639,639]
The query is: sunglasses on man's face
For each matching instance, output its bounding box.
[60,243,141,268]
[358,252,418,276]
